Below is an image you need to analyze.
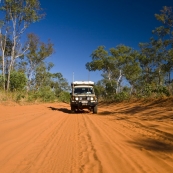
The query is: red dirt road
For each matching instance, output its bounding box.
[0,100,173,173]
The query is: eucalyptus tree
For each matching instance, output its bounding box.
[110,45,141,94]
[0,35,12,89]
[34,63,70,101]
[155,6,173,39]
[51,72,70,96]
[0,0,44,91]
[34,62,53,90]
[86,45,141,94]
[0,23,7,90]
[93,80,105,99]
[25,33,54,91]
[138,41,154,88]
[86,46,119,95]
[154,6,173,84]
[139,37,167,87]
[86,46,115,81]
[9,70,27,91]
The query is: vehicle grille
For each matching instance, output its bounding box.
[80,97,87,100]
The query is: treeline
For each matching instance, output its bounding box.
[86,6,173,101]
[1,2,173,103]
[0,0,70,102]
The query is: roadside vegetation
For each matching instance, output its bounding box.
[0,2,173,104]
[86,6,173,102]
[0,0,70,103]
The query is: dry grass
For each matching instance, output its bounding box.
[0,90,27,104]
[1,90,173,107]
[99,96,173,108]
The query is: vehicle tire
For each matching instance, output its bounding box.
[93,105,98,114]
[71,105,75,113]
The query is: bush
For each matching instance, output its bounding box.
[153,85,170,97]
[27,92,39,102]
[0,75,4,90]
[142,84,153,97]
[58,91,70,103]
[25,87,57,102]
[10,71,27,91]
[37,86,56,102]
[15,92,26,102]
[114,91,130,102]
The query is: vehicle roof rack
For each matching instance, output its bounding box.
[71,81,94,86]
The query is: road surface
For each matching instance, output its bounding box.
[0,101,173,173]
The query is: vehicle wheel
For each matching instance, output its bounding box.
[93,105,98,114]
[71,105,75,113]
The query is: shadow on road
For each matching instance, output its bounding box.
[48,107,71,114]
[97,111,112,116]
[74,109,90,114]
[48,107,90,114]
[128,138,173,153]
[48,107,59,111]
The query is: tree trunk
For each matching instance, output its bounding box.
[0,32,6,91]
[2,52,5,91]
[6,60,13,91]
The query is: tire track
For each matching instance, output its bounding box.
[0,103,173,173]
[84,114,173,173]
[12,114,75,173]
[78,114,103,173]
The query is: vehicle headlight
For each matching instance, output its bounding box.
[75,97,79,101]
[87,97,93,100]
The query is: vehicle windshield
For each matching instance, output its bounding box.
[74,87,94,94]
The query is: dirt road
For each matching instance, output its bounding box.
[0,100,173,173]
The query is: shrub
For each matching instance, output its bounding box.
[114,91,130,102]
[10,71,27,91]
[37,86,56,102]
[142,84,153,97]
[153,85,170,97]
[58,91,70,103]
[15,92,26,102]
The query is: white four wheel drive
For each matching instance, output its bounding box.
[70,81,98,113]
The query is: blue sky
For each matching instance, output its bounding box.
[27,0,173,84]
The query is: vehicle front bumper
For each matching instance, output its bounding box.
[71,100,97,108]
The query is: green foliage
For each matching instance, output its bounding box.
[0,1,70,103]
[0,90,26,102]
[10,71,27,91]
[0,0,45,91]
[140,84,170,98]
[142,84,153,97]
[86,46,109,71]
[85,6,173,102]
[114,92,130,102]
[27,86,70,103]
[0,0,44,23]
[86,45,142,88]
[155,6,173,27]
[93,82,105,98]
[1,5,173,103]
[51,72,70,92]
[105,80,117,96]
[25,33,54,91]
[57,91,70,103]
[36,86,56,102]
[0,75,4,90]
[15,92,26,102]
[153,85,170,97]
